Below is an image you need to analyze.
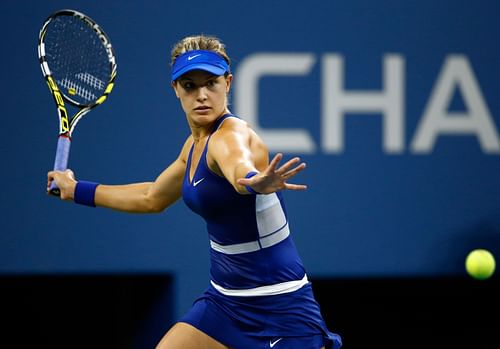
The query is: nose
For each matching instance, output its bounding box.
[196,86,208,102]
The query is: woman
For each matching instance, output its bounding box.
[47,35,342,349]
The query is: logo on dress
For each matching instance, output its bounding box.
[270,338,283,348]
[193,178,205,187]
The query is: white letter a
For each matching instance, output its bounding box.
[411,55,500,153]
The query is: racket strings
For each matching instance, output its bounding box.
[44,15,110,105]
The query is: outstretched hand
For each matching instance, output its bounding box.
[236,153,307,194]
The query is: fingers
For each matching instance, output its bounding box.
[268,154,306,177]
[284,183,308,191]
[276,157,306,183]
[276,156,302,173]
[47,171,57,190]
[65,169,75,180]
[47,169,74,179]
[277,157,307,191]
[46,169,76,194]
[237,155,307,194]
[266,154,308,181]
[282,162,306,180]
[236,177,252,186]
[267,153,283,172]
[47,170,60,186]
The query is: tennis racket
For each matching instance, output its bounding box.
[38,9,117,196]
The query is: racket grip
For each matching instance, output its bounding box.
[49,135,71,196]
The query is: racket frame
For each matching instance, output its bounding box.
[38,9,117,195]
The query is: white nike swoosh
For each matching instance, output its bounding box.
[270,338,283,348]
[187,54,201,61]
[193,178,205,187]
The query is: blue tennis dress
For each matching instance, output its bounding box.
[180,114,342,349]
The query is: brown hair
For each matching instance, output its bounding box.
[170,34,231,66]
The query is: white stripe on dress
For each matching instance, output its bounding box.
[211,274,309,297]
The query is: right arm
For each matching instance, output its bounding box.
[93,155,185,213]
[47,136,192,214]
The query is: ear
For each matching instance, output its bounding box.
[225,74,233,93]
[171,81,180,98]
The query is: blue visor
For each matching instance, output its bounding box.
[171,50,230,81]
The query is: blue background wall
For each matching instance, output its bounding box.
[1,0,499,318]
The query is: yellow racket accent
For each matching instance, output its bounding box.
[96,95,107,105]
[104,83,114,94]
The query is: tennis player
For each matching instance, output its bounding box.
[47,35,342,349]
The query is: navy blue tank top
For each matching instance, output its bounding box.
[182,114,306,291]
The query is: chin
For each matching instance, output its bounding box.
[190,111,218,125]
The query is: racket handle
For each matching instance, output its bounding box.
[49,135,71,196]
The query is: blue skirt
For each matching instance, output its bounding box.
[179,282,342,349]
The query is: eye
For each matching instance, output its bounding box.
[182,81,195,90]
[206,79,219,88]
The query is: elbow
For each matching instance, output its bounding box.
[146,205,165,214]
[142,197,167,214]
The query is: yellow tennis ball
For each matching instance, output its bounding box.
[465,249,496,280]
[68,87,76,95]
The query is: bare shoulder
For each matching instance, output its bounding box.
[209,116,269,170]
[212,116,264,148]
[216,116,251,134]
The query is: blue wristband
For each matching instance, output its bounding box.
[244,171,260,195]
[74,180,99,207]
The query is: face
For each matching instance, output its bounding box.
[172,70,232,126]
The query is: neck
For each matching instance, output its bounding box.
[191,126,211,143]
[189,108,231,142]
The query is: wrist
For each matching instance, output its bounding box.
[244,171,260,195]
[69,181,77,200]
[74,180,100,207]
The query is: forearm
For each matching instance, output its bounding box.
[92,166,184,213]
[49,141,188,212]
[94,182,162,213]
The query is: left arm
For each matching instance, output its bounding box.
[209,118,307,194]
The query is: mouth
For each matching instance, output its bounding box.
[194,106,211,111]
